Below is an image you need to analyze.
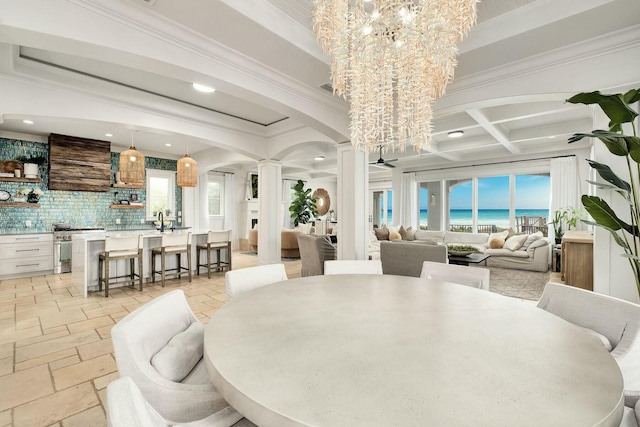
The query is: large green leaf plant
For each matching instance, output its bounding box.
[289,180,318,227]
[567,88,640,296]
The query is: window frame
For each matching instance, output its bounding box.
[207,175,225,217]
[145,169,176,220]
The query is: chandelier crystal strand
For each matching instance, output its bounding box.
[313,0,476,153]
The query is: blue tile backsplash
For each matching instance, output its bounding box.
[0,137,182,232]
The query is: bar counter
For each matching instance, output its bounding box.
[72,229,211,297]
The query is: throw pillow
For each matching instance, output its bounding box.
[485,230,509,248]
[503,234,529,251]
[374,226,389,241]
[387,225,399,235]
[151,322,204,382]
[389,231,402,241]
[489,238,504,249]
[399,226,416,241]
[520,231,543,251]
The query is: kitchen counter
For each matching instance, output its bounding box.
[0,229,52,235]
[71,229,211,297]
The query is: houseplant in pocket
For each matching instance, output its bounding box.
[566,87,640,296]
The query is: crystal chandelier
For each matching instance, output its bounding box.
[312,0,476,153]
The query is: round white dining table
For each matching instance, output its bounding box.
[204,274,624,427]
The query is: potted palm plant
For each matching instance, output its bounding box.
[566,87,640,297]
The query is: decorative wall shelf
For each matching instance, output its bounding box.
[112,183,144,189]
[0,177,42,183]
[0,202,40,208]
[110,204,144,209]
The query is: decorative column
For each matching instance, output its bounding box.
[337,144,368,260]
[257,160,282,265]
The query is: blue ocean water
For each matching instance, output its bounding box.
[385,209,549,228]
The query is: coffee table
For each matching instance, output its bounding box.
[204,275,624,427]
[448,252,490,266]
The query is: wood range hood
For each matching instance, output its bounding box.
[48,133,111,192]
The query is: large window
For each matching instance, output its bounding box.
[478,176,509,232]
[516,174,550,234]
[146,169,175,219]
[448,179,472,232]
[207,176,224,216]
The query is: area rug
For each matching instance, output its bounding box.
[488,266,550,301]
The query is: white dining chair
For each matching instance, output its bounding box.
[419,261,490,290]
[324,260,383,275]
[538,282,640,407]
[111,290,233,424]
[106,376,245,427]
[225,263,288,301]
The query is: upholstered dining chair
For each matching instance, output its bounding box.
[196,230,232,279]
[106,376,246,427]
[324,260,383,275]
[111,290,236,424]
[150,232,192,287]
[419,261,490,290]
[620,401,640,427]
[225,263,288,301]
[98,234,143,297]
[538,282,640,407]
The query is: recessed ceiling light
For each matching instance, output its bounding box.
[448,130,464,138]
[105,133,113,137]
[22,120,34,125]
[165,143,172,147]
[314,155,325,161]
[192,83,216,93]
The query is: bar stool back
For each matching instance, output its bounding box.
[196,230,232,278]
[98,235,143,297]
[151,232,192,287]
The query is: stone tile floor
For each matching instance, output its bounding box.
[0,252,300,427]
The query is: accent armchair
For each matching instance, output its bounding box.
[111,290,238,423]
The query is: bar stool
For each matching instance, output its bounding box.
[150,232,192,287]
[98,235,143,298]
[196,230,232,278]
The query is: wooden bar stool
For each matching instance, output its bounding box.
[98,235,143,298]
[196,230,232,278]
[150,232,192,287]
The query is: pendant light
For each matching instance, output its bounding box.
[119,131,145,186]
[177,143,197,187]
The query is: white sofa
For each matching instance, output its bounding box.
[370,228,550,272]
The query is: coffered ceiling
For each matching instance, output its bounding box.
[0,0,638,180]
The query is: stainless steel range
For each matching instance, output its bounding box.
[53,226,104,274]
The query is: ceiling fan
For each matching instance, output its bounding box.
[369,146,398,169]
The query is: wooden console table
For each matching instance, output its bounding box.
[561,231,594,291]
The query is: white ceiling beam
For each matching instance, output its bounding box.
[459,0,617,54]
[467,109,519,154]
[509,119,593,144]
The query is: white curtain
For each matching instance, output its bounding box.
[282,179,295,228]
[399,173,418,228]
[550,156,581,238]
[223,173,238,250]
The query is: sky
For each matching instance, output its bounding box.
[414,175,550,210]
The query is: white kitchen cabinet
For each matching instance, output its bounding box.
[0,233,54,279]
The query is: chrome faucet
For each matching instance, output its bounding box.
[158,212,164,233]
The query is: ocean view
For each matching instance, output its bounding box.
[385,209,549,229]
